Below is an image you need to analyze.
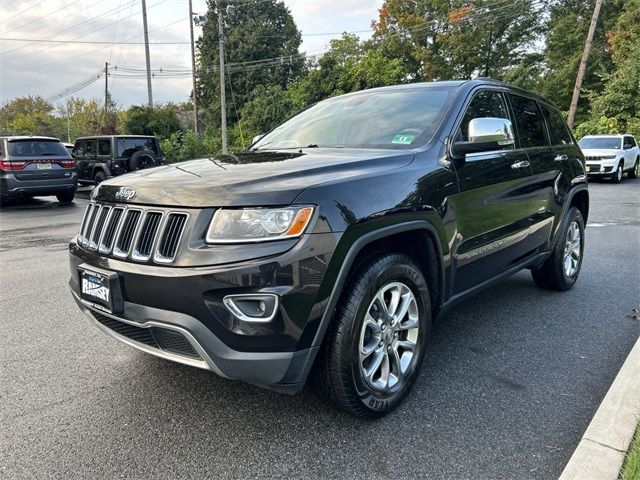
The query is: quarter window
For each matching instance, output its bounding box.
[541,104,572,146]
[508,95,548,148]
[98,139,111,156]
[458,90,509,142]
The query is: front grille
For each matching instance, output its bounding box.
[587,164,601,172]
[585,156,603,162]
[91,310,200,359]
[78,203,189,264]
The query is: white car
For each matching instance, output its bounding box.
[578,134,640,183]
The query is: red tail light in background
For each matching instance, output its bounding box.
[59,160,75,168]
[0,160,29,170]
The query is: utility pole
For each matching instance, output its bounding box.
[188,0,200,133]
[141,0,153,107]
[104,61,109,126]
[567,0,603,128]
[217,4,227,154]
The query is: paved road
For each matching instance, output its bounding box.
[1,180,638,479]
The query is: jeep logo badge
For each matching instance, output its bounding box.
[115,187,136,201]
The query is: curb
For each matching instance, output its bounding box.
[559,335,640,480]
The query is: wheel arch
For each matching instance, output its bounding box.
[310,221,445,350]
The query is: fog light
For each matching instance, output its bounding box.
[223,294,279,323]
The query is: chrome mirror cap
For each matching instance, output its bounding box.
[468,117,515,146]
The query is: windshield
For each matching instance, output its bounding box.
[7,139,69,157]
[116,137,158,157]
[253,87,458,151]
[578,137,621,150]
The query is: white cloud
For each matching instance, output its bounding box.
[0,0,383,107]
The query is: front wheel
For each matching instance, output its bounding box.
[313,252,431,418]
[628,157,639,179]
[531,207,585,291]
[612,162,624,183]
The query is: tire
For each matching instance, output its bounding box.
[313,252,431,418]
[128,150,156,171]
[94,171,106,185]
[56,191,75,204]
[611,162,624,183]
[628,157,639,179]
[531,207,585,291]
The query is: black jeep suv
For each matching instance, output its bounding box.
[72,135,163,185]
[69,79,588,417]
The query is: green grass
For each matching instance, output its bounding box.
[620,421,640,480]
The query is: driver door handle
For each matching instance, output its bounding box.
[511,160,530,170]
[554,154,568,161]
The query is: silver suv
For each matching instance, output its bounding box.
[0,136,78,204]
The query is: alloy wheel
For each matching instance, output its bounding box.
[563,220,581,278]
[358,281,420,392]
[617,164,623,182]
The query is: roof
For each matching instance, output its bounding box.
[581,133,632,138]
[74,135,158,140]
[0,135,61,142]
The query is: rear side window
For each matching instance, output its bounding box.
[116,137,158,157]
[85,140,97,157]
[7,139,69,157]
[458,90,509,142]
[98,139,111,156]
[541,104,573,146]
[508,95,548,148]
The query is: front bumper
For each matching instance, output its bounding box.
[69,231,338,392]
[585,163,616,176]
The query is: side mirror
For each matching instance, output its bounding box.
[251,134,264,146]
[453,117,515,156]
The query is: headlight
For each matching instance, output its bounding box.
[206,206,314,243]
[602,155,617,159]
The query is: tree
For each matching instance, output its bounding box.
[290,34,406,106]
[540,0,624,123]
[123,104,183,138]
[196,0,304,128]
[0,96,63,137]
[371,0,545,81]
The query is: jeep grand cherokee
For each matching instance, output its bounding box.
[69,79,588,417]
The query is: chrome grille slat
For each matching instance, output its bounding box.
[132,211,163,261]
[99,207,124,254]
[79,202,188,264]
[113,209,142,258]
[155,213,188,263]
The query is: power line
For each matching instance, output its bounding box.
[3,0,46,24]
[0,37,191,44]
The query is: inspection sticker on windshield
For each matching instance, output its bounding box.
[391,134,415,145]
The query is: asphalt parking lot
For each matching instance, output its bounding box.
[1,179,638,480]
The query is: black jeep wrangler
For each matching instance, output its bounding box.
[72,135,163,185]
[69,79,588,417]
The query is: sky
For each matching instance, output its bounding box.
[0,0,384,108]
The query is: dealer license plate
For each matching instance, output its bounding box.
[80,268,112,312]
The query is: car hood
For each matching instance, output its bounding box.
[94,148,415,207]
[580,148,620,157]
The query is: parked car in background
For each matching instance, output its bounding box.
[69,79,589,417]
[72,135,163,185]
[578,134,639,182]
[63,142,74,155]
[0,136,77,204]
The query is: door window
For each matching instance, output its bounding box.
[508,95,548,148]
[541,104,572,146]
[458,90,509,142]
[73,141,85,156]
[624,136,636,149]
[84,140,97,158]
[97,139,111,156]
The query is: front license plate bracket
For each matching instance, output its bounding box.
[78,264,124,314]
